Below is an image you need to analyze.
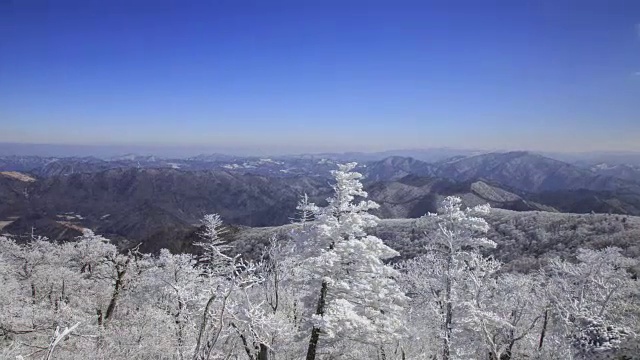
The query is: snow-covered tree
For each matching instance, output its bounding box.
[299,162,408,360]
[547,247,639,358]
[2,193,640,359]
[456,254,549,360]
[250,236,307,358]
[429,196,495,360]
[191,213,274,360]
[398,196,497,360]
[148,249,202,359]
[196,213,233,271]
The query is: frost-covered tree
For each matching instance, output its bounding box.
[148,249,202,360]
[3,192,640,359]
[547,247,639,358]
[456,254,548,360]
[196,213,233,271]
[0,235,85,356]
[398,198,557,360]
[191,213,242,360]
[191,213,275,360]
[0,230,157,359]
[299,162,407,360]
[396,251,448,358]
[418,196,496,360]
[250,236,307,358]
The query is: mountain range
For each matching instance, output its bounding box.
[2,150,640,252]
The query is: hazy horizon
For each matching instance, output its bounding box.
[1,1,639,152]
[3,141,640,159]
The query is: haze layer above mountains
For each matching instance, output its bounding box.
[2,150,640,252]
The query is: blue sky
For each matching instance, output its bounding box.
[1,0,639,153]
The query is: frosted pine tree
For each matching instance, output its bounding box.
[301,163,407,360]
[399,196,496,360]
[195,213,233,272]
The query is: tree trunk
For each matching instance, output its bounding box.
[306,280,329,360]
[443,300,452,360]
[176,299,185,360]
[379,346,386,360]
[30,283,36,304]
[443,255,453,360]
[258,343,269,360]
[538,309,548,351]
[501,312,516,360]
[96,309,103,326]
[500,344,513,360]
[193,294,217,360]
[105,264,128,323]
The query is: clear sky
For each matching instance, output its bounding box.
[1,0,639,154]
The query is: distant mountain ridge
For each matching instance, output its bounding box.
[588,163,640,183]
[3,151,640,251]
[2,150,640,185]
[433,151,640,193]
[361,151,640,191]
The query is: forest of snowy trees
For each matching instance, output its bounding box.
[1,163,639,359]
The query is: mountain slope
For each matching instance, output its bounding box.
[367,175,554,218]
[0,168,334,247]
[360,156,436,182]
[0,172,32,218]
[26,168,331,226]
[435,151,640,193]
[589,163,640,183]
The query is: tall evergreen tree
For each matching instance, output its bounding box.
[301,163,407,360]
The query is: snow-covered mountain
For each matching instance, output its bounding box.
[589,163,640,183]
[3,150,640,250]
